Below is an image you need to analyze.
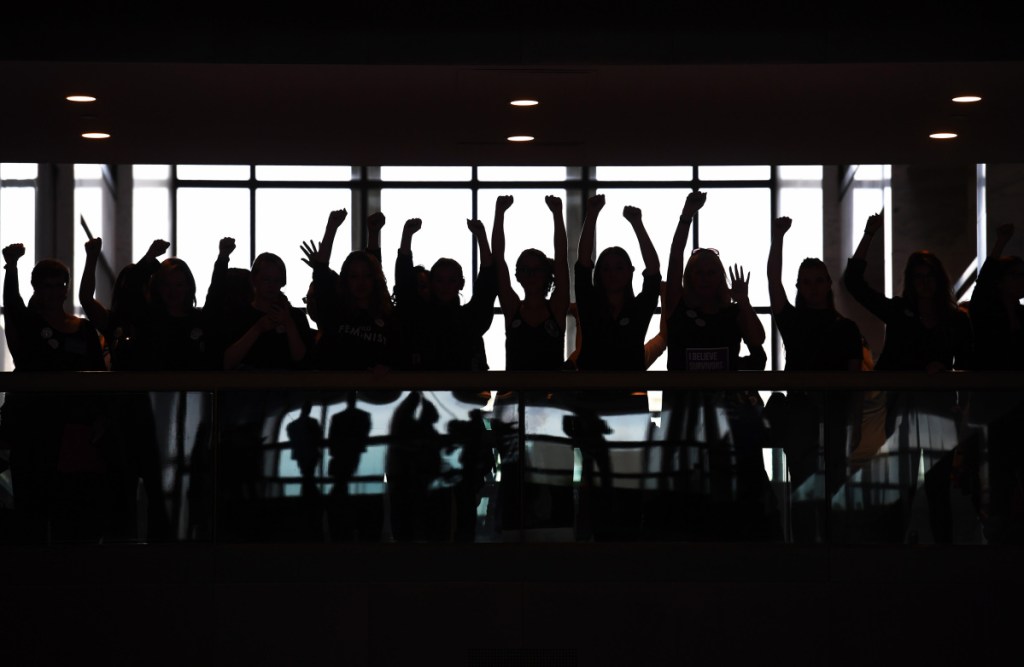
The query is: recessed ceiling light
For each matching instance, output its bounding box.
[952,95,982,103]
[510,99,539,107]
[507,135,534,142]
[929,132,958,139]
[82,132,111,139]
[66,95,97,103]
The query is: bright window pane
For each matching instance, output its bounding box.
[777,173,824,303]
[133,164,171,180]
[484,321,506,371]
[380,166,471,182]
[176,188,251,301]
[379,189,473,293]
[594,188,690,294]
[693,187,772,304]
[133,167,172,261]
[478,166,566,182]
[478,188,568,284]
[0,186,36,303]
[699,165,770,180]
[255,188,351,305]
[256,165,352,181]
[177,165,250,181]
[1,163,38,180]
[74,165,109,300]
[778,165,823,181]
[596,166,693,181]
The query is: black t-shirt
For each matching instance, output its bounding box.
[310,264,394,371]
[574,262,661,372]
[775,304,863,371]
[224,303,314,370]
[505,302,564,371]
[667,302,742,371]
[395,252,497,371]
[844,257,973,371]
[969,257,1024,371]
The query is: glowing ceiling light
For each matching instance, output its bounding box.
[507,135,534,142]
[952,95,982,103]
[82,132,111,139]
[66,95,97,102]
[929,132,958,139]
[510,99,539,107]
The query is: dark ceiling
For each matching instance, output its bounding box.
[3,3,1023,167]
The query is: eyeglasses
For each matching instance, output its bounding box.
[691,247,719,256]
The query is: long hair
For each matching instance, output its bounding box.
[149,257,198,311]
[339,250,393,319]
[794,257,835,310]
[251,252,287,286]
[515,248,555,296]
[902,251,955,314]
[682,248,729,308]
[594,246,635,317]
[429,257,465,303]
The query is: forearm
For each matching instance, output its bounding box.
[767,235,787,312]
[3,265,23,313]
[666,216,692,288]
[737,299,766,346]
[320,225,340,266]
[631,221,660,274]
[578,213,597,268]
[491,212,506,265]
[852,230,876,261]
[475,232,493,268]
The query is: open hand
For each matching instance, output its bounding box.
[729,264,750,303]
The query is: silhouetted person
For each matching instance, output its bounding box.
[223,252,313,370]
[661,192,777,541]
[767,215,864,542]
[302,209,395,371]
[394,217,497,371]
[448,408,496,541]
[2,243,108,542]
[492,194,570,370]
[967,223,1024,542]
[844,211,973,542]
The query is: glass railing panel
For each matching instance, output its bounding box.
[216,389,515,543]
[0,391,212,544]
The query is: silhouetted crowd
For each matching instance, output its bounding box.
[2,192,1022,544]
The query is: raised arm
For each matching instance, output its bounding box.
[547,194,570,317]
[767,216,792,315]
[852,211,883,262]
[730,264,766,346]
[577,194,605,269]
[395,218,422,307]
[991,223,1014,259]
[3,244,27,358]
[666,191,706,317]
[79,237,111,331]
[468,218,493,268]
[204,237,235,311]
[320,208,347,267]
[490,195,518,315]
[622,205,660,276]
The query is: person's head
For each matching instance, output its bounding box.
[902,251,954,312]
[150,257,197,314]
[430,257,465,304]
[683,248,729,307]
[29,259,70,310]
[339,250,392,315]
[250,252,287,300]
[515,249,555,297]
[795,257,835,310]
[594,246,634,297]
